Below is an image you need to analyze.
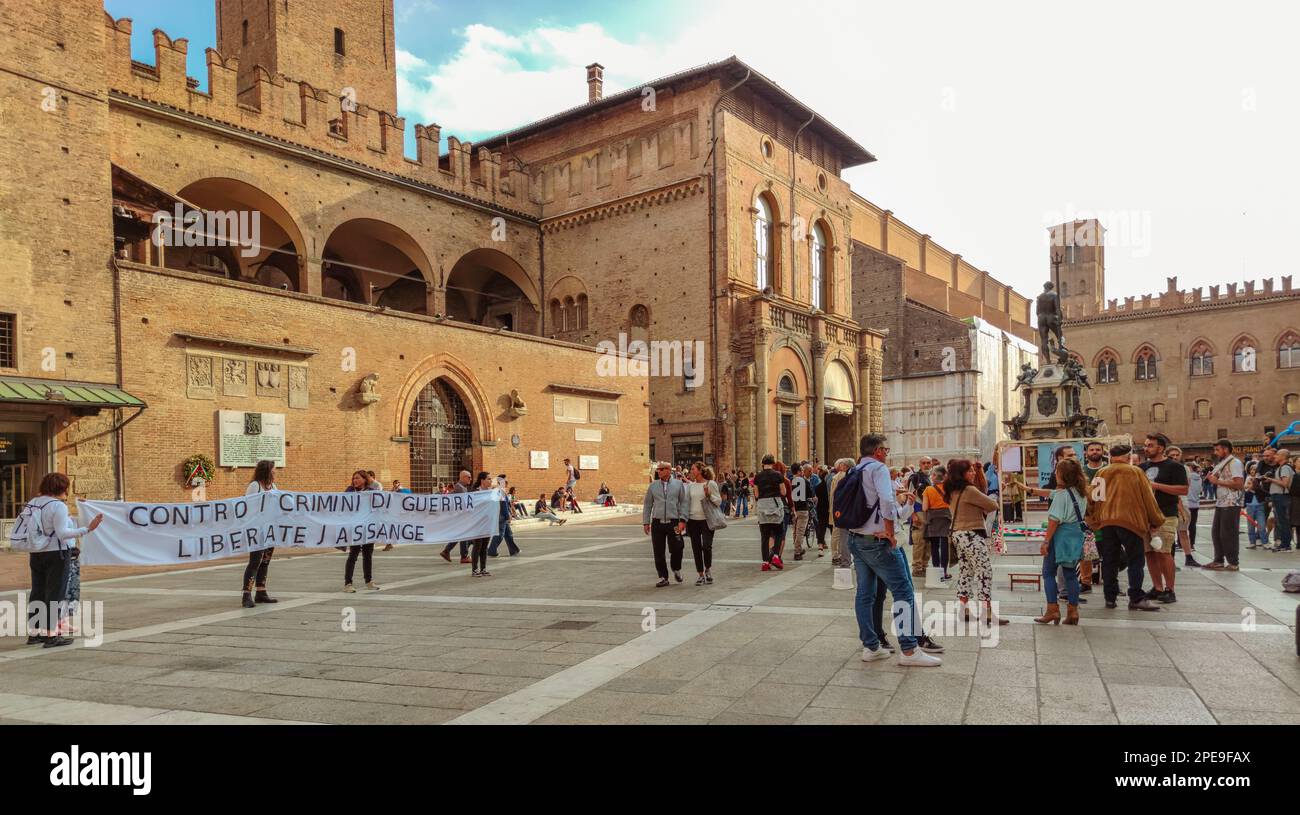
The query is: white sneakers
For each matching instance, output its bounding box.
[897,649,942,667]
[861,646,893,662]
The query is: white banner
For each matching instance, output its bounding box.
[77,489,502,566]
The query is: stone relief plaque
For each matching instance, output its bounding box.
[222,358,249,397]
[218,410,286,467]
[288,366,308,409]
[186,355,215,400]
[256,362,284,398]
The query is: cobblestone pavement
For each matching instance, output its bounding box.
[1,514,1297,725]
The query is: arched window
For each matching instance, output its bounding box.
[1232,337,1257,373]
[628,304,650,354]
[1194,399,1212,419]
[1237,397,1255,418]
[1189,342,1214,377]
[1060,280,1069,297]
[563,296,575,332]
[1278,332,1300,369]
[550,299,562,331]
[1097,353,1119,384]
[576,294,589,330]
[1135,348,1158,381]
[778,374,797,395]
[1285,393,1299,415]
[754,195,774,291]
[1118,405,1133,424]
[811,222,828,311]
[1152,403,1167,422]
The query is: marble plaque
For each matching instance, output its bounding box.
[218,410,286,467]
[288,365,308,409]
[222,358,249,397]
[186,355,215,400]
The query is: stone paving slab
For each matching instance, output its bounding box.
[0,515,1294,724]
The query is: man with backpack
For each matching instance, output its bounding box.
[9,472,103,648]
[564,457,580,494]
[837,434,942,667]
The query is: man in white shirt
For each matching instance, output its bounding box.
[1204,439,1246,570]
[1262,448,1294,551]
[846,434,941,667]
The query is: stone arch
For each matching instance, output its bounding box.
[1130,343,1160,364]
[1092,346,1121,368]
[1187,336,1217,357]
[322,218,435,313]
[173,176,309,291]
[446,247,541,333]
[394,351,498,448]
[770,335,815,389]
[1229,332,1260,372]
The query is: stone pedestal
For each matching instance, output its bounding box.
[1005,363,1099,440]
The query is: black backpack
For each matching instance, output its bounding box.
[833,462,881,530]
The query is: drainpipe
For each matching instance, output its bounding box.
[538,227,546,336]
[112,258,125,500]
[705,69,751,469]
[791,113,815,459]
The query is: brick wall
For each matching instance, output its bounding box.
[116,264,649,504]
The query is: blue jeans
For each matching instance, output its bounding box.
[1042,545,1079,606]
[734,495,748,518]
[1246,501,1267,546]
[1269,495,1292,549]
[846,532,920,653]
[488,522,518,556]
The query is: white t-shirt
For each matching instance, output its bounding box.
[245,481,276,496]
[687,481,707,520]
[1212,457,1244,507]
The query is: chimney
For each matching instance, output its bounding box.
[586,63,604,103]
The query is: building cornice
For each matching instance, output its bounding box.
[1065,289,1300,326]
[540,177,705,233]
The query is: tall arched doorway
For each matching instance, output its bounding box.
[408,378,475,493]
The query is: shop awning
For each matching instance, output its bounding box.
[0,376,146,410]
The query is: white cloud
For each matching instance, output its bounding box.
[395,0,1300,300]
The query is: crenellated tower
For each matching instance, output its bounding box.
[215,0,397,116]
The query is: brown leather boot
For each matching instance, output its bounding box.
[1034,602,1061,625]
[1064,604,1080,625]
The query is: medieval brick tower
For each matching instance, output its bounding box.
[1048,219,1106,318]
[216,0,398,115]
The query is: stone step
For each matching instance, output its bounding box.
[507,504,639,531]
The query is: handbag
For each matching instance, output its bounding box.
[1052,489,1087,567]
[923,506,952,539]
[704,482,729,531]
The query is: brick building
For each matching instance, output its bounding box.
[1057,221,1300,456]
[0,0,652,513]
[7,0,1059,517]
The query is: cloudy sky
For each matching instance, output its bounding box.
[105,0,1300,303]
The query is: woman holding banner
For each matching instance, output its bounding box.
[470,472,494,577]
[241,460,279,609]
[343,470,381,593]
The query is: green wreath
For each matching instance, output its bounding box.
[182,453,216,486]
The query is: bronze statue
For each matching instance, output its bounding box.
[1037,282,1063,360]
[1012,363,1037,390]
